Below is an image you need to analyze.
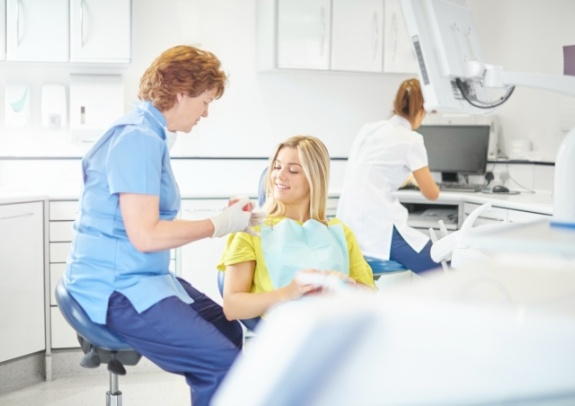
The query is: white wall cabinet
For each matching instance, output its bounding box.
[382,0,418,73]
[4,0,130,63]
[275,0,331,70]
[331,0,384,72]
[70,0,131,63]
[5,0,69,62]
[178,199,229,305]
[257,0,386,72]
[0,201,45,363]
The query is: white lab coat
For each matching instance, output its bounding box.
[336,115,430,260]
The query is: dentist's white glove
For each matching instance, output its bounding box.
[210,196,265,238]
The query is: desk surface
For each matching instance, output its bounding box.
[394,190,553,215]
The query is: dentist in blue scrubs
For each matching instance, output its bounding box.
[64,45,262,406]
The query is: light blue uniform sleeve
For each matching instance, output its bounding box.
[107,128,165,196]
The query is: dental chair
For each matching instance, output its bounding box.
[55,278,142,406]
[363,257,408,279]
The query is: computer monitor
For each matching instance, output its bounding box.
[418,124,490,183]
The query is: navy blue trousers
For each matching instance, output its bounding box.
[106,277,243,406]
[389,226,440,274]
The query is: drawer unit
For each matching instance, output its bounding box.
[48,199,178,348]
[464,202,551,226]
[48,200,80,348]
[464,202,507,225]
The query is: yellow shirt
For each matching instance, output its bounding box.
[217,217,375,292]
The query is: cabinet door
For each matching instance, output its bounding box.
[0,0,5,60]
[382,0,418,73]
[276,0,331,70]
[6,0,69,62]
[331,0,384,72]
[179,200,228,305]
[70,0,131,63]
[463,202,507,226]
[0,202,45,363]
[507,209,550,224]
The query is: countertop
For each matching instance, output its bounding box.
[1,187,555,216]
[0,189,48,205]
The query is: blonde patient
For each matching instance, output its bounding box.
[217,135,375,321]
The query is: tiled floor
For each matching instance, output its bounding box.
[0,370,190,406]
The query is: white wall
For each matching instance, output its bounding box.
[468,0,575,162]
[0,0,573,184]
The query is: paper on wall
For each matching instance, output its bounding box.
[4,84,31,127]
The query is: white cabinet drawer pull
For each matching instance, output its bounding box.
[0,212,34,220]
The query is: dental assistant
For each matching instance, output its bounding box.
[336,78,440,273]
[64,45,261,406]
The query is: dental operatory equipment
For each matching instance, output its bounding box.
[213,265,575,406]
[401,0,575,230]
[429,202,512,269]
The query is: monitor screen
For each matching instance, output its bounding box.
[418,124,490,182]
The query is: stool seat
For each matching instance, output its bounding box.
[56,279,132,351]
[364,256,408,278]
[55,278,141,405]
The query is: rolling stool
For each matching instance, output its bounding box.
[364,256,411,291]
[55,278,142,406]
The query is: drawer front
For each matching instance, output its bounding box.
[51,307,80,349]
[464,203,507,222]
[50,263,67,305]
[50,242,72,263]
[50,220,75,242]
[508,209,550,223]
[49,201,79,221]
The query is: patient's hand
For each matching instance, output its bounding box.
[293,269,355,295]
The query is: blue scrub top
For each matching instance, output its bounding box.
[64,101,193,324]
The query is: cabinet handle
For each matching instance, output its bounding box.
[476,215,504,222]
[372,12,379,60]
[0,212,34,221]
[80,0,85,48]
[320,6,326,57]
[16,0,21,47]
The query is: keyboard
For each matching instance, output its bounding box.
[438,183,482,193]
[398,183,419,191]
